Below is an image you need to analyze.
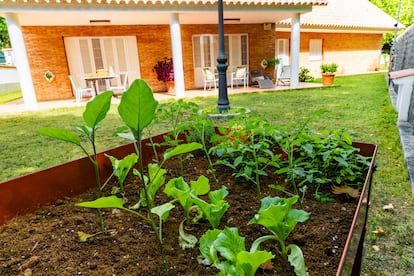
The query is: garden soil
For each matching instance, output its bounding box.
[0,153,357,275]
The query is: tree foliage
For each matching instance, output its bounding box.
[370,0,414,48]
[0,17,10,49]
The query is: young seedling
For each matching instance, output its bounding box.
[38,91,114,233]
[77,80,202,275]
[248,195,310,276]
[105,153,138,195]
[211,114,281,196]
[190,185,230,229]
[198,226,274,276]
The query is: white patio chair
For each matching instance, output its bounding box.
[202,67,218,92]
[69,75,94,103]
[276,65,291,86]
[231,66,248,89]
[110,72,129,95]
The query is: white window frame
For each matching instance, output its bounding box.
[309,39,323,61]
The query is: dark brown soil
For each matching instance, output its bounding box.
[0,153,357,275]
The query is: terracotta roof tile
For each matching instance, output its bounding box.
[278,0,402,31]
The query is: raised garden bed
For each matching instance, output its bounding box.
[0,81,378,275]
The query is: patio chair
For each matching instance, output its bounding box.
[202,67,218,92]
[110,72,129,95]
[249,70,274,89]
[276,65,291,86]
[231,66,248,89]
[69,75,94,103]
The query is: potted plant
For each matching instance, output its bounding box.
[152,57,174,92]
[266,57,281,81]
[321,63,338,86]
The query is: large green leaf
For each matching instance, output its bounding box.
[214,227,246,263]
[163,142,202,161]
[199,229,221,265]
[237,250,273,276]
[118,79,158,140]
[106,153,138,186]
[76,195,125,209]
[190,175,210,196]
[83,91,113,129]
[151,202,174,222]
[287,244,308,276]
[38,128,81,146]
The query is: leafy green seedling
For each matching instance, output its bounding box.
[106,153,138,194]
[190,185,230,229]
[249,195,310,276]
[164,175,210,225]
[38,91,114,233]
[199,227,273,276]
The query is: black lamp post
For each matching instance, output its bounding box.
[216,0,230,112]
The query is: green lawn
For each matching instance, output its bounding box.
[0,73,413,274]
[0,90,22,104]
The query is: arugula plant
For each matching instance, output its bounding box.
[211,114,282,197]
[249,195,310,276]
[38,91,113,233]
[76,80,203,275]
[199,226,274,276]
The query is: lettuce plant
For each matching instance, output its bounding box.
[190,185,230,229]
[249,195,310,276]
[199,226,273,276]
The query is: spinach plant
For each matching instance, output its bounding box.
[38,91,113,233]
[76,80,202,275]
[199,226,273,276]
[249,195,310,276]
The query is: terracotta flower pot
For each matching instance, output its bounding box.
[322,73,336,86]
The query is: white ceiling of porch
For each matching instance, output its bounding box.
[12,10,296,26]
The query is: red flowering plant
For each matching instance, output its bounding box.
[152,57,174,82]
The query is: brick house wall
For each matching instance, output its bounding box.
[276,31,383,78]
[22,24,382,101]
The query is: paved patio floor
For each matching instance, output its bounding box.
[0,82,323,115]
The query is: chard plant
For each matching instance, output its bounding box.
[211,114,281,196]
[199,226,274,276]
[38,91,114,233]
[249,195,310,276]
[76,80,203,275]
